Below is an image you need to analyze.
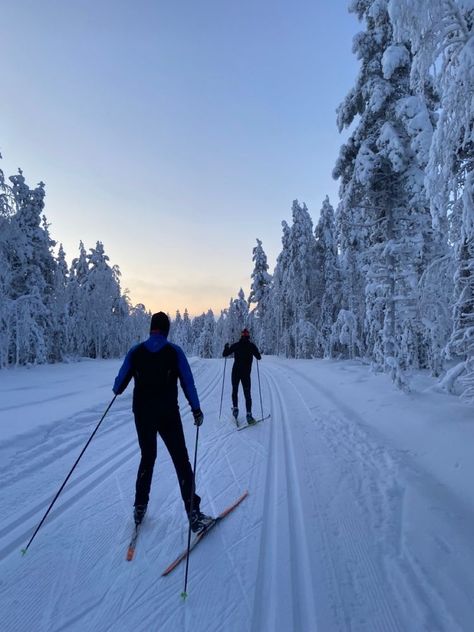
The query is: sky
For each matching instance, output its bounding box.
[1,0,359,317]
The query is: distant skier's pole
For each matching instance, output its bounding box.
[181,424,200,600]
[256,360,264,421]
[21,395,117,555]
[218,357,227,421]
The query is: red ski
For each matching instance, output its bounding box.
[161,490,249,576]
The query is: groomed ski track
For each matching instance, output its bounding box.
[1,357,474,632]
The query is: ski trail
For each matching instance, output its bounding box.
[277,360,470,631]
[249,366,319,632]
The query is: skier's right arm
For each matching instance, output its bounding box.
[222,343,236,357]
[113,346,137,394]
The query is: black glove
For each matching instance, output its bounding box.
[192,408,204,426]
[224,343,229,349]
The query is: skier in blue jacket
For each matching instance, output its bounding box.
[113,311,212,532]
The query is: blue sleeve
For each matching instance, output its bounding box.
[113,345,139,394]
[174,344,200,410]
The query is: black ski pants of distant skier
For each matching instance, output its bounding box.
[133,408,200,514]
[231,367,252,413]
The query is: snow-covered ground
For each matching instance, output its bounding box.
[1,356,473,632]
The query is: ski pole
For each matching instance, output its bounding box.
[256,360,264,421]
[181,424,200,600]
[218,357,227,421]
[21,394,117,555]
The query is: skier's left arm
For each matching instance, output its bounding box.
[175,346,201,412]
[252,344,262,361]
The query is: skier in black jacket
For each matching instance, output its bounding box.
[113,311,213,532]
[222,328,262,424]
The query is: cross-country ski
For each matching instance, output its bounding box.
[162,490,248,576]
[236,414,271,431]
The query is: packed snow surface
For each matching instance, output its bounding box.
[1,357,473,632]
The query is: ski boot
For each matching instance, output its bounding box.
[246,413,257,425]
[189,509,214,533]
[232,407,239,420]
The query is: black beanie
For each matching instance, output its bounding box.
[150,312,170,336]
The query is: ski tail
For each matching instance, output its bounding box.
[126,524,140,561]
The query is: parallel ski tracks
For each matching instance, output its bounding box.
[250,366,318,632]
[284,362,474,631]
[275,362,407,631]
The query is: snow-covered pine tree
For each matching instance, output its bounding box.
[0,158,14,367]
[224,289,249,344]
[389,0,474,397]
[67,241,90,356]
[181,308,193,354]
[83,241,122,358]
[248,238,272,352]
[314,196,341,357]
[334,0,435,388]
[214,309,227,355]
[50,244,70,361]
[286,200,317,358]
[8,171,55,365]
[170,309,184,347]
[196,309,216,358]
[125,302,150,348]
[191,312,206,355]
[270,220,292,356]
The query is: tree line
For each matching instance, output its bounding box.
[0,166,149,367]
[1,0,472,402]
[172,0,474,402]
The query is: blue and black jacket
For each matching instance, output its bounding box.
[113,333,200,414]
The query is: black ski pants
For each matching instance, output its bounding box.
[133,407,200,514]
[231,367,252,413]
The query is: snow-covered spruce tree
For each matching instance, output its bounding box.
[170,309,184,347]
[269,201,317,358]
[8,171,55,365]
[83,241,122,358]
[214,309,227,355]
[248,238,272,352]
[181,308,194,354]
[191,312,206,355]
[314,196,341,357]
[68,240,90,356]
[389,0,474,397]
[270,220,291,356]
[286,200,318,358]
[128,303,150,345]
[195,309,216,358]
[50,244,70,361]
[223,288,249,344]
[334,0,435,388]
[0,158,15,367]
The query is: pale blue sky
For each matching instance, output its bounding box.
[1,1,359,315]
